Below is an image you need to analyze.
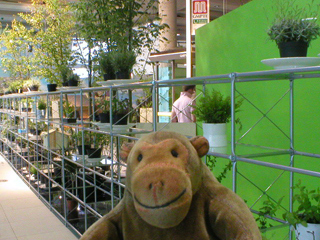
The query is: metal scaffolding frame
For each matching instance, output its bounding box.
[0,66,319,238]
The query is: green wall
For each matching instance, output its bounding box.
[196,0,320,233]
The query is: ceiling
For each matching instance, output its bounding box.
[0,0,250,42]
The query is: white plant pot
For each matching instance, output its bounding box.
[202,123,227,148]
[36,109,46,119]
[296,223,320,240]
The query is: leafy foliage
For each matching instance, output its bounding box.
[256,197,284,230]
[73,0,167,53]
[62,100,75,118]
[71,130,110,149]
[283,180,320,228]
[96,96,110,114]
[205,155,232,183]
[99,51,116,77]
[72,0,168,83]
[193,89,243,124]
[37,98,47,110]
[68,73,80,82]
[60,65,73,84]
[0,19,35,79]
[19,0,76,85]
[7,80,23,93]
[110,50,137,75]
[267,0,320,44]
[23,79,41,89]
[28,119,48,131]
[112,98,130,114]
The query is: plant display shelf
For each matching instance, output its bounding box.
[0,66,319,238]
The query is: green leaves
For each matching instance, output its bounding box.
[205,155,232,183]
[282,180,320,228]
[193,89,243,124]
[0,19,35,79]
[0,0,77,84]
[256,196,284,229]
[72,0,167,54]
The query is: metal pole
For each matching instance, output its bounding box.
[171,60,176,104]
[59,92,67,224]
[110,88,115,208]
[289,76,294,240]
[230,73,237,192]
[152,63,159,130]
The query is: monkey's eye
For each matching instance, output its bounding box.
[171,150,178,158]
[137,154,143,162]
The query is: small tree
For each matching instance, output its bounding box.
[72,0,166,120]
[19,0,76,85]
[0,19,35,79]
[72,0,168,76]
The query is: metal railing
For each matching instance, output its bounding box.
[0,66,319,238]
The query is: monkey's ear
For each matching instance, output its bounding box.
[120,142,135,162]
[190,136,209,157]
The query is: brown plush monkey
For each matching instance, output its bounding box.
[80,131,261,240]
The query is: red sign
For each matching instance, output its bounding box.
[193,0,208,14]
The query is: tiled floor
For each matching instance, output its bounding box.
[0,156,79,240]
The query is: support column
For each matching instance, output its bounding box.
[158,0,177,123]
[159,0,177,51]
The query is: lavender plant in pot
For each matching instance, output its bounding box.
[267,0,320,57]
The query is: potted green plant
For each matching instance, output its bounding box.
[68,73,80,87]
[38,98,47,111]
[99,51,116,81]
[193,88,243,150]
[283,180,320,239]
[60,65,73,87]
[71,130,108,158]
[28,119,47,135]
[111,50,136,80]
[8,80,23,94]
[72,0,167,82]
[21,98,34,112]
[23,79,41,91]
[37,98,47,119]
[72,130,91,155]
[86,132,109,159]
[96,97,110,123]
[62,100,77,123]
[46,82,58,92]
[112,98,130,125]
[267,0,320,57]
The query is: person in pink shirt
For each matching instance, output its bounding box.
[171,85,196,123]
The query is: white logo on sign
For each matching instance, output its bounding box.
[193,1,207,14]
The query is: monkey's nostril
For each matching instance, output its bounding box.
[149,183,152,190]
[161,181,164,186]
